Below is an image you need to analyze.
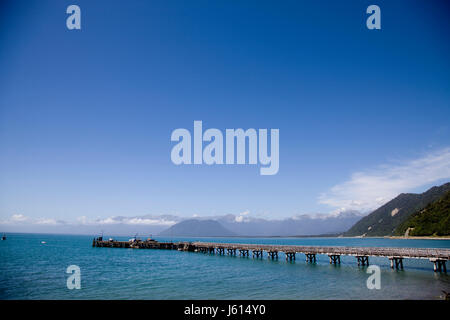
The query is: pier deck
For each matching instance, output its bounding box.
[92,238,450,272]
[189,242,450,260]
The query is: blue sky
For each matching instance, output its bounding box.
[1,0,450,225]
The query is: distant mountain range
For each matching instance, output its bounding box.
[215,211,363,237]
[159,219,236,237]
[157,211,363,237]
[344,182,450,237]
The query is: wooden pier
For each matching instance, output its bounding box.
[92,238,450,272]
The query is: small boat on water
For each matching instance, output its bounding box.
[41,241,46,244]
[1,234,6,240]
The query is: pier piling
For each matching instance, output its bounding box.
[252,249,263,258]
[239,249,249,257]
[305,253,316,263]
[268,251,279,260]
[328,255,341,264]
[285,252,296,261]
[389,257,404,270]
[431,259,447,273]
[356,256,369,267]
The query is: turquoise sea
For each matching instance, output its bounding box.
[0,233,449,300]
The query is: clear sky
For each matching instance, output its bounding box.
[1,0,450,224]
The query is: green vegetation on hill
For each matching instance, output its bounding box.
[344,182,450,237]
[395,190,450,236]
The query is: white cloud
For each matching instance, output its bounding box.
[123,218,176,226]
[76,216,88,224]
[96,217,121,225]
[0,214,29,225]
[35,218,59,225]
[235,210,251,223]
[76,215,177,226]
[0,214,177,227]
[10,214,28,222]
[319,148,450,212]
[0,214,63,225]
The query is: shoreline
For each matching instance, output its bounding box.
[386,235,450,240]
[332,235,450,240]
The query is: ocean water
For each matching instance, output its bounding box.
[0,233,449,300]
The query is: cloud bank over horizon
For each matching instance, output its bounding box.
[0,214,182,236]
[0,210,363,236]
[0,214,179,227]
[2,148,449,234]
[319,148,450,212]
